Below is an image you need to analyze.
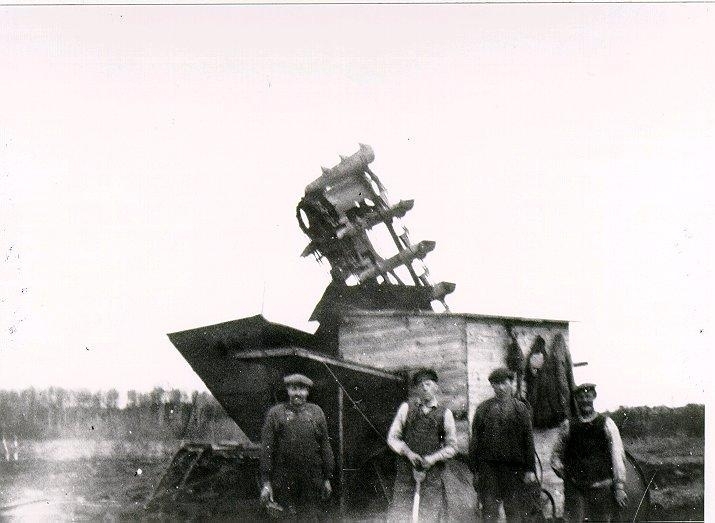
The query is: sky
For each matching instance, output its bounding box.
[1,3,713,412]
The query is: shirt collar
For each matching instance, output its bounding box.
[286,402,306,412]
[418,397,439,409]
[577,411,599,422]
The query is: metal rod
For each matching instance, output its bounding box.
[385,221,421,285]
[337,386,346,516]
[230,347,404,381]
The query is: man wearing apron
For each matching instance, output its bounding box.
[387,368,458,522]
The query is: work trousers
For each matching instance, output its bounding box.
[388,460,445,522]
[564,481,620,522]
[272,474,327,522]
[475,461,535,520]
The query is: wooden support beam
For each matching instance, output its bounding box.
[337,386,346,515]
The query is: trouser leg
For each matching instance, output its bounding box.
[502,466,528,522]
[476,461,501,519]
[273,481,298,521]
[583,486,618,522]
[274,476,322,522]
[388,461,414,522]
[563,480,585,522]
[295,482,320,522]
[415,466,445,522]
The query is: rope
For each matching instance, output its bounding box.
[632,473,656,522]
[319,361,386,442]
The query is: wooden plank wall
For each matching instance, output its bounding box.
[338,313,468,451]
[466,320,507,421]
[338,312,570,455]
[338,313,468,412]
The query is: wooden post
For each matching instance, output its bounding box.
[337,386,346,516]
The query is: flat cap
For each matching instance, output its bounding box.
[488,367,515,383]
[573,383,597,395]
[283,373,314,387]
[411,368,438,386]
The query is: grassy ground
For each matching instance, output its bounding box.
[0,436,704,521]
[0,455,167,520]
[624,435,704,521]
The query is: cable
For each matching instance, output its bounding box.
[319,361,386,442]
[632,473,656,522]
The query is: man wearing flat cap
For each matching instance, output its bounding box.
[551,383,628,521]
[386,368,458,522]
[468,367,537,519]
[260,373,334,521]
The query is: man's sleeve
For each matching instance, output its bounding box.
[425,408,457,463]
[467,404,483,471]
[521,403,537,473]
[387,402,411,456]
[604,417,627,489]
[316,407,335,481]
[260,407,278,485]
[550,419,570,478]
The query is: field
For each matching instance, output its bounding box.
[624,435,704,521]
[0,440,173,520]
[0,435,703,521]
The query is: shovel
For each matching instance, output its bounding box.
[411,468,426,523]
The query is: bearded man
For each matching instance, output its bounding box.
[550,383,628,522]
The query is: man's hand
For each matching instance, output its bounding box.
[321,480,332,500]
[523,471,537,484]
[406,450,425,470]
[422,455,437,470]
[614,486,628,508]
[260,482,273,504]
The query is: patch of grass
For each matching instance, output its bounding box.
[650,484,705,521]
[651,483,704,506]
[623,435,704,521]
[625,435,703,464]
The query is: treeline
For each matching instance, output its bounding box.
[1,388,703,442]
[0,387,247,443]
[607,404,704,438]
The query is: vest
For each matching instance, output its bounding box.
[403,400,446,457]
[564,414,612,486]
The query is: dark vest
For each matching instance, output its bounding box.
[403,400,446,457]
[564,414,612,486]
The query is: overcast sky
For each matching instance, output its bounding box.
[2,4,713,411]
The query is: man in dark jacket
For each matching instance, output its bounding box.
[386,368,458,522]
[260,373,334,521]
[468,367,538,519]
[550,383,627,521]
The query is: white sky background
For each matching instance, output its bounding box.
[1,4,713,411]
